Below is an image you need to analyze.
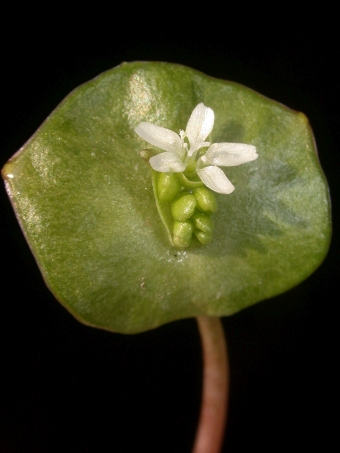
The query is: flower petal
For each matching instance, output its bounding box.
[186,103,214,146]
[149,152,186,173]
[197,166,235,194]
[135,123,183,155]
[203,143,258,167]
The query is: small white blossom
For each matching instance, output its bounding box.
[135,103,258,194]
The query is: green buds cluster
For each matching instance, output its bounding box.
[157,172,217,248]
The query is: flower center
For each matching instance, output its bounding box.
[185,158,197,177]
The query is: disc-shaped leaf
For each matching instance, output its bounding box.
[2,62,331,333]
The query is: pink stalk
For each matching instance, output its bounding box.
[192,316,229,453]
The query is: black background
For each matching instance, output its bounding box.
[1,15,338,453]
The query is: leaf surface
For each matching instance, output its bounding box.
[2,62,331,333]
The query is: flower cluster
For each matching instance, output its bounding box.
[135,103,258,247]
[135,103,258,194]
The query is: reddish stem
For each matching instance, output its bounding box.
[192,316,229,453]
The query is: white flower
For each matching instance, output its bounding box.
[135,103,258,194]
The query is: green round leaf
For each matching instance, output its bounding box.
[2,62,331,333]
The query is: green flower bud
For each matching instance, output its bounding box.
[171,192,197,221]
[194,186,218,213]
[195,230,213,245]
[192,212,214,234]
[157,172,182,202]
[173,220,193,248]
